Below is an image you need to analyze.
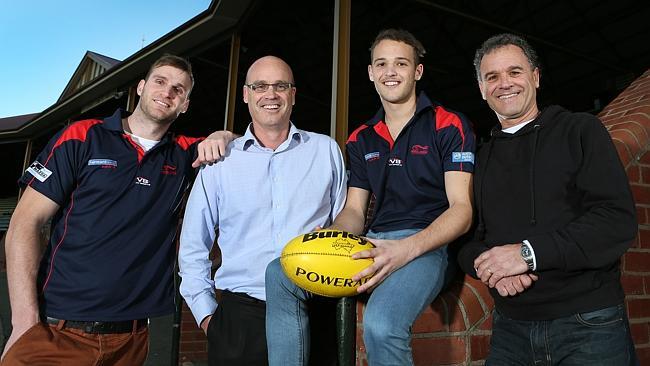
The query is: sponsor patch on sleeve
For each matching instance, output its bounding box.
[451,152,475,164]
[26,161,53,182]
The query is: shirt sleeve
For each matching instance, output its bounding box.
[174,135,205,176]
[329,138,348,221]
[19,123,93,205]
[345,133,371,190]
[178,166,220,326]
[527,117,637,272]
[434,107,476,173]
[456,237,489,279]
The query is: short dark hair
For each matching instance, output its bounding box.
[473,33,540,81]
[145,54,194,92]
[370,28,426,65]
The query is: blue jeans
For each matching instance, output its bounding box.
[266,228,449,366]
[487,304,639,366]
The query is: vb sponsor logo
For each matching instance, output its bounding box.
[135,176,151,186]
[388,157,403,167]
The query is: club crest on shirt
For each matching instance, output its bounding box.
[410,144,430,155]
[161,164,177,175]
[452,152,474,164]
[26,161,52,182]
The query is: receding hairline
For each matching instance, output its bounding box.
[245,56,294,84]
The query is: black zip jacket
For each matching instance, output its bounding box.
[457,105,637,320]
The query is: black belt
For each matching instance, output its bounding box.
[45,316,148,334]
[221,290,265,305]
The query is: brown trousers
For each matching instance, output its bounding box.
[0,321,148,366]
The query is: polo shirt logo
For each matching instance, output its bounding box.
[26,161,52,182]
[452,152,475,163]
[135,176,151,186]
[161,164,177,175]
[364,152,380,162]
[410,145,430,155]
[88,159,117,169]
[388,157,403,167]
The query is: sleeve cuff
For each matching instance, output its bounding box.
[187,293,218,327]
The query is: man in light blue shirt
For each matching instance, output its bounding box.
[178,55,347,366]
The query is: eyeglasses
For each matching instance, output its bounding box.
[245,82,293,93]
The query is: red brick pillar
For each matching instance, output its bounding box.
[600,68,650,364]
[178,302,208,364]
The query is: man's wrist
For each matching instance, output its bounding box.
[521,240,537,271]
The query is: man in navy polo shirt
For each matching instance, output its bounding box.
[2,54,233,365]
[265,29,475,365]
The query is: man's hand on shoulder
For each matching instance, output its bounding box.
[192,131,238,168]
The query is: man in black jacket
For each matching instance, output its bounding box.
[457,33,639,365]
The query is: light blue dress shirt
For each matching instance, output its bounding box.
[179,123,347,326]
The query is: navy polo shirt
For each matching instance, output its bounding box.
[347,92,475,232]
[20,109,203,321]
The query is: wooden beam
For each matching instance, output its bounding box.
[331,0,351,154]
[224,33,241,131]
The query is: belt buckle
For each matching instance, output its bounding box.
[85,321,103,333]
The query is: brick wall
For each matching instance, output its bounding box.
[601,68,650,365]
[177,69,650,365]
[179,303,208,364]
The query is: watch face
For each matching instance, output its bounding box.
[521,244,534,270]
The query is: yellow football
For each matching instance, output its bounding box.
[280,229,375,297]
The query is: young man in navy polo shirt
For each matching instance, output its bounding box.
[2,54,232,365]
[265,29,475,365]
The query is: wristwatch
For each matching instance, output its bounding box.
[520,243,535,271]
